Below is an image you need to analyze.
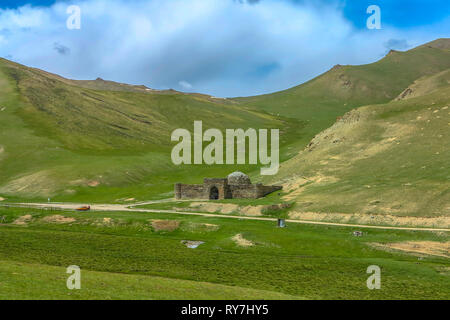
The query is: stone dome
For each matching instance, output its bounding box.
[227,171,251,185]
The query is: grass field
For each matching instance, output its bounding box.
[0,206,448,300]
[0,260,302,300]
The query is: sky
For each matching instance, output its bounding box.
[0,0,449,97]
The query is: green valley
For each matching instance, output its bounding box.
[0,38,449,300]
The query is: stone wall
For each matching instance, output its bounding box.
[175,183,205,199]
[175,180,282,200]
[229,185,258,199]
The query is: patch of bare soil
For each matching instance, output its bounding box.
[0,197,5,201]
[240,206,264,216]
[188,202,286,217]
[70,178,101,188]
[189,202,240,214]
[396,87,414,100]
[288,211,450,229]
[41,215,76,224]
[88,180,100,187]
[13,214,33,225]
[151,219,180,232]
[370,241,450,258]
[232,234,254,247]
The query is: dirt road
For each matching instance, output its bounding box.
[3,202,450,232]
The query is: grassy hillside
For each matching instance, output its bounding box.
[0,58,282,153]
[273,75,450,219]
[236,38,450,148]
[396,68,450,100]
[0,58,299,202]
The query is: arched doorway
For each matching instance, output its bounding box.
[209,186,219,200]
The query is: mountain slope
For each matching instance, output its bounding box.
[0,58,282,153]
[0,58,293,201]
[0,39,449,206]
[395,68,450,101]
[235,38,450,148]
[274,74,450,220]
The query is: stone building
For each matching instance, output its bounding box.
[175,172,282,200]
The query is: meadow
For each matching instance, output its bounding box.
[0,206,448,300]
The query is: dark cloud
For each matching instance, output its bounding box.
[384,39,410,51]
[53,42,70,55]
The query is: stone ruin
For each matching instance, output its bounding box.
[175,171,282,200]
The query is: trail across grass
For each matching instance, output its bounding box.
[0,206,448,300]
[5,202,449,232]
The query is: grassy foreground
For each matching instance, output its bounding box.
[0,206,448,300]
[0,260,301,300]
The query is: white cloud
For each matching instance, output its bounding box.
[0,0,448,97]
[0,5,48,28]
[178,80,193,89]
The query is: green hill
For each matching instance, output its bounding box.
[0,58,282,153]
[0,38,449,211]
[0,58,292,201]
[273,72,450,221]
[236,38,450,147]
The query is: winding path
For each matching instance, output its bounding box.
[2,201,449,232]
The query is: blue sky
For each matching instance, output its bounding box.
[341,0,449,29]
[0,0,449,97]
[3,0,449,29]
